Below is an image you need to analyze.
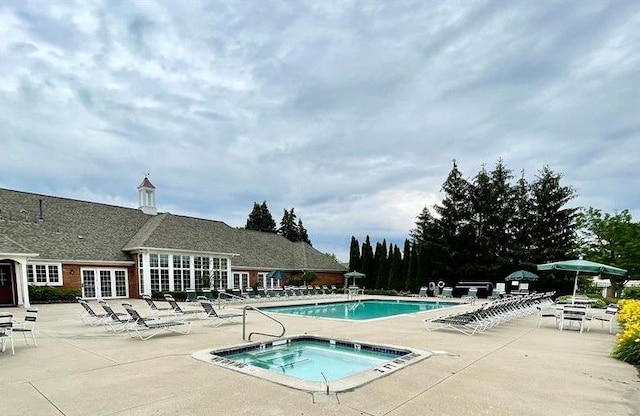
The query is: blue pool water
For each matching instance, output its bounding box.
[260,299,456,320]
[224,339,400,381]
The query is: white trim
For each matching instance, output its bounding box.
[33,259,134,266]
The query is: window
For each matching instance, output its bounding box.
[194,256,210,290]
[173,255,191,291]
[81,268,128,299]
[26,263,62,286]
[138,253,145,295]
[150,254,170,293]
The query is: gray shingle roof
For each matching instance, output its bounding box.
[0,188,347,272]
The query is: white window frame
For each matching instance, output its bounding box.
[80,267,129,299]
[26,263,63,286]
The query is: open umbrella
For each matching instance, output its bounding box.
[537,259,627,304]
[344,271,365,287]
[505,270,539,281]
[267,270,287,281]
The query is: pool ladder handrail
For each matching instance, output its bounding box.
[217,291,247,309]
[242,304,286,341]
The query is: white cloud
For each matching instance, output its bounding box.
[1,0,640,260]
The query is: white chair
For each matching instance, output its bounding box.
[588,305,618,334]
[0,314,14,354]
[537,304,563,328]
[560,305,587,333]
[462,287,478,304]
[11,307,38,347]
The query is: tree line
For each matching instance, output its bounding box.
[244,201,311,245]
[348,160,640,295]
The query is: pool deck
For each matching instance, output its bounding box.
[1,296,639,416]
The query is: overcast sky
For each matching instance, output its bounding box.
[1,0,639,262]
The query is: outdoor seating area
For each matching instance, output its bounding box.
[1,294,638,416]
[425,292,555,336]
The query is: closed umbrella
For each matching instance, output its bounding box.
[505,270,539,281]
[537,259,627,304]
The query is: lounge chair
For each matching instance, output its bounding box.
[0,314,14,354]
[100,302,137,333]
[79,300,111,325]
[199,301,242,326]
[164,295,204,318]
[588,304,619,334]
[142,294,173,314]
[488,288,502,300]
[123,305,191,340]
[438,287,453,299]
[11,307,38,347]
[462,287,478,304]
[418,286,428,297]
[186,290,198,302]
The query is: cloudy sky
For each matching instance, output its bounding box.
[1,0,639,261]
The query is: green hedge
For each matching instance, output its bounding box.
[151,290,220,302]
[622,286,640,300]
[29,285,81,303]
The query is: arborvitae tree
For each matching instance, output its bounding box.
[348,236,361,272]
[361,236,374,287]
[297,219,311,245]
[279,208,300,242]
[405,243,419,292]
[401,239,411,286]
[488,159,515,273]
[374,240,388,289]
[530,167,578,264]
[387,245,404,291]
[245,201,277,233]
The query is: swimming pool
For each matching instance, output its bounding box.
[259,299,456,320]
[192,335,429,392]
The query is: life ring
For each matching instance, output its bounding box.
[428,282,436,291]
[437,281,445,289]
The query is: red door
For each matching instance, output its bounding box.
[0,264,15,305]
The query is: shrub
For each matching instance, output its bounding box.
[622,286,640,300]
[28,285,81,303]
[612,299,640,365]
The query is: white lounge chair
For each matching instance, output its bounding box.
[199,301,242,326]
[123,305,191,340]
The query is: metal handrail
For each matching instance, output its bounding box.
[217,291,247,309]
[242,304,286,341]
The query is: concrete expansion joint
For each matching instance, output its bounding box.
[430,350,459,356]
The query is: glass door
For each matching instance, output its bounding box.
[82,270,96,298]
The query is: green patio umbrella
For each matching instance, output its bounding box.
[267,270,287,281]
[537,259,627,304]
[505,270,539,281]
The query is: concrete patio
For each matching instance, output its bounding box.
[1,297,638,416]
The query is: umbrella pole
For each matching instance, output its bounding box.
[572,271,579,305]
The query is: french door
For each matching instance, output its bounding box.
[82,268,128,299]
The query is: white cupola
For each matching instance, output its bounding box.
[137,177,157,215]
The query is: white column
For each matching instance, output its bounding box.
[19,260,30,308]
[142,252,151,296]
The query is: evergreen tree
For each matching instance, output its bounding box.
[433,160,474,282]
[360,236,374,287]
[374,240,388,289]
[348,236,361,272]
[259,201,277,233]
[387,245,404,291]
[245,201,277,233]
[510,171,534,268]
[401,239,411,288]
[297,219,311,245]
[278,208,300,242]
[530,167,578,264]
[405,243,419,292]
